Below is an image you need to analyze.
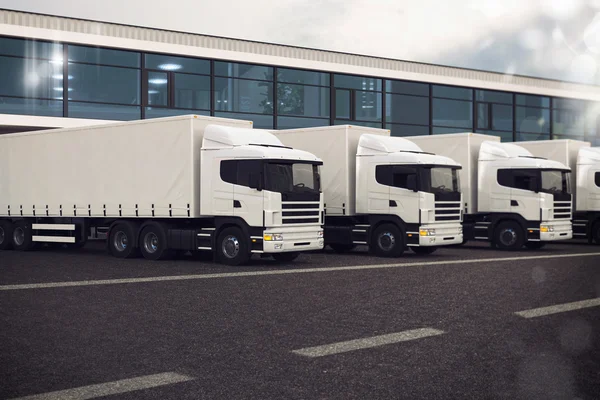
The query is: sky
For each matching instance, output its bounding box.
[2,0,600,85]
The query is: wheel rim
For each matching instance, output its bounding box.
[143,232,159,254]
[113,231,129,252]
[0,227,4,245]
[500,228,517,247]
[378,232,395,251]
[221,235,240,259]
[13,227,25,247]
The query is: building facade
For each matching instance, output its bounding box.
[1,9,599,144]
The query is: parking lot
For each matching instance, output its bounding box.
[1,242,599,399]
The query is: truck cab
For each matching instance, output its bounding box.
[575,147,600,243]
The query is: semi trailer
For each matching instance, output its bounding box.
[274,125,463,257]
[0,115,325,265]
[406,133,573,250]
[518,139,600,244]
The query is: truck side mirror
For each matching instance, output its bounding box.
[248,173,262,191]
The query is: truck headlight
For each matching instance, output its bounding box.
[419,229,436,237]
[540,225,554,233]
[458,226,463,234]
[264,233,283,241]
[317,231,324,238]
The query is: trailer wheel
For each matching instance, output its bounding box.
[217,227,250,266]
[411,246,437,255]
[494,221,525,251]
[272,252,299,263]
[139,223,171,261]
[371,223,405,257]
[524,241,546,250]
[0,221,13,250]
[592,222,600,245]
[11,220,35,251]
[329,244,356,253]
[108,222,139,258]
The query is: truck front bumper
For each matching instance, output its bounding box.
[412,223,463,247]
[539,221,573,241]
[261,226,324,253]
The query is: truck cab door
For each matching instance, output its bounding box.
[509,169,541,221]
[212,158,235,216]
[387,165,420,223]
[589,169,600,209]
[490,169,512,213]
[233,159,264,227]
[369,163,390,214]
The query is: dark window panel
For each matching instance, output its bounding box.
[0,97,62,117]
[475,89,513,104]
[334,120,382,128]
[385,80,429,96]
[355,91,382,121]
[433,126,469,134]
[214,61,272,80]
[516,94,550,108]
[515,132,550,141]
[474,129,513,142]
[553,97,586,110]
[214,78,273,114]
[277,116,330,129]
[277,68,329,86]
[386,94,429,125]
[386,123,429,137]
[432,98,473,129]
[516,106,550,134]
[145,107,209,119]
[553,133,585,141]
[334,74,382,91]
[174,74,210,110]
[147,71,168,107]
[335,89,351,119]
[68,45,140,68]
[492,104,513,131]
[0,56,63,99]
[69,64,140,104]
[498,169,538,191]
[552,108,585,136]
[277,83,330,118]
[68,102,140,120]
[145,54,209,75]
[432,85,472,100]
[214,111,273,129]
[595,172,600,188]
[477,103,489,129]
[0,37,63,60]
[376,165,418,190]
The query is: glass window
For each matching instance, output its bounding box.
[69,64,140,104]
[516,106,550,134]
[0,97,62,117]
[334,74,382,91]
[277,116,329,129]
[0,56,63,99]
[386,80,428,96]
[355,91,382,121]
[376,165,418,190]
[475,90,512,104]
[387,94,429,125]
[492,104,513,131]
[516,94,550,108]
[433,127,469,134]
[214,61,272,80]
[553,109,585,136]
[477,103,489,130]
[498,169,538,191]
[0,37,63,60]
[145,54,209,75]
[145,107,209,119]
[386,123,429,137]
[147,71,168,106]
[335,89,351,119]
[214,78,273,114]
[334,120,382,128]
[68,102,140,120]
[553,98,586,110]
[595,172,600,188]
[214,112,273,129]
[433,98,472,128]
[516,132,550,141]
[475,130,513,142]
[277,68,329,86]
[174,74,210,110]
[220,160,263,187]
[433,85,472,100]
[277,84,329,118]
[69,45,140,67]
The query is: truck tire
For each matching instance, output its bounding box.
[411,246,437,255]
[108,222,139,258]
[272,252,299,263]
[217,226,250,266]
[139,223,171,261]
[371,223,405,257]
[524,242,546,250]
[0,220,13,250]
[329,244,356,253]
[11,220,36,251]
[493,221,525,251]
[592,222,600,245]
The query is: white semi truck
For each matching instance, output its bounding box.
[0,115,325,265]
[406,133,573,250]
[274,125,463,257]
[518,139,600,244]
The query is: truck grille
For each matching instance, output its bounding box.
[434,201,462,222]
[282,201,320,225]
[553,201,572,220]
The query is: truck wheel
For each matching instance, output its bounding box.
[217,227,250,266]
[592,222,600,245]
[108,222,139,258]
[139,223,171,260]
[272,252,299,263]
[11,220,36,251]
[524,242,546,250]
[411,246,437,255]
[329,244,356,253]
[0,220,13,250]
[494,221,525,251]
[371,223,405,257]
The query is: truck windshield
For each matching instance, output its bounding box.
[264,162,321,194]
[540,170,571,194]
[421,167,461,194]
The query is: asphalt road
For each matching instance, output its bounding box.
[0,241,599,399]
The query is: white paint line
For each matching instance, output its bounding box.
[1,252,599,291]
[8,372,194,400]
[292,328,445,358]
[515,298,600,319]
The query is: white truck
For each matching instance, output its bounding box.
[0,115,325,265]
[406,133,573,250]
[273,125,463,257]
[518,139,600,244]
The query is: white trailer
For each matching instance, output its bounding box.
[0,115,325,265]
[519,139,600,244]
[274,125,463,257]
[406,133,573,249]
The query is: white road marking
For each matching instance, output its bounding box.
[8,372,194,400]
[292,328,445,358]
[515,298,600,318]
[1,252,599,291]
